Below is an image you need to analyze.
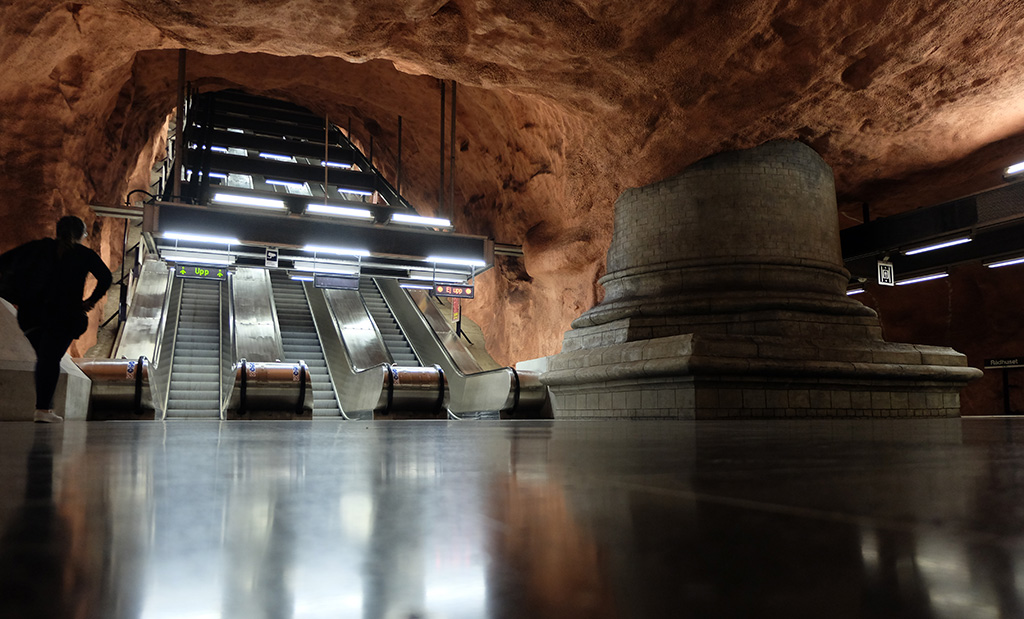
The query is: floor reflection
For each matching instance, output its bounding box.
[1,419,1024,617]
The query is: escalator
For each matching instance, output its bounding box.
[165,279,223,417]
[270,272,341,417]
[359,278,420,366]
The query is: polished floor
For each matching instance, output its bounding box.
[1,418,1023,618]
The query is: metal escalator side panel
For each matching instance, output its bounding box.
[114,259,171,362]
[299,283,348,417]
[315,286,389,418]
[219,275,233,419]
[151,271,183,420]
[408,289,485,374]
[374,278,515,415]
[231,268,285,363]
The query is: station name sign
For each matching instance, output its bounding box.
[175,264,228,280]
[985,357,1024,369]
[433,284,474,299]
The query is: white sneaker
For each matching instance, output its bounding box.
[33,410,63,423]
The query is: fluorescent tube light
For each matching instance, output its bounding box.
[163,231,240,245]
[1006,161,1024,177]
[162,251,235,266]
[400,283,435,290]
[903,237,971,255]
[337,187,374,197]
[306,204,374,219]
[210,146,229,153]
[212,193,286,210]
[425,256,486,267]
[304,245,370,257]
[986,256,1024,269]
[266,179,307,191]
[260,152,295,162]
[391,213,451,227]
[208,172,228,180]
[895,272,948,286]
[292,261,359,275]
[409,273,467,283]
[289,274,315,282]
[321,161,353,169]
[846,288,865,296]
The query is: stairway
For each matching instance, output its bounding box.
[358,278,421,366]
[166,279,222,417]
[270,272,341,417]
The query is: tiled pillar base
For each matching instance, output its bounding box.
[520,333,976,420]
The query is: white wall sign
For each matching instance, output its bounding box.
[877,261,894,286]
[266,247,279,268]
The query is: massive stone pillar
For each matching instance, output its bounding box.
[519,140,981,419]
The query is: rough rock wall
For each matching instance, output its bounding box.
[3,1,1024,379]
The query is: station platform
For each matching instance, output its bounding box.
[0,417,1022,617]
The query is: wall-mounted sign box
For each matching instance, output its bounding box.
[314,274,359,290]
[433,284,474,299]
[985,358,1024,369]
[174,264,228,281]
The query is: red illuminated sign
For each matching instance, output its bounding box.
[433,284,474,299]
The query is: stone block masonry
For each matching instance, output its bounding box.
[519,140,980,419]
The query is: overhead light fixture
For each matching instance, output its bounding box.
[425,256,486,268]
[337,187,374,197]
[408,273,467,283]
[163,231,240,245]
[902,236,972,256]
[1005,161,1024,178]
[321,161,353,169]
[846,288,865,296]
[208,172,228,180]
[162,250,236,266]
[985,256,1024,269]
[212,193,286,210]
[400,283,435,290]
[266,179,307,191]
[306,204,374,219]
[289,274,315,282]
[304,244,370,257]
[895,272,948,286]
[292,261,360,275]
[260,152,295,162]
[391,213,452,227]
[210,146,229,154]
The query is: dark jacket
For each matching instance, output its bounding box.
[0,238,112,336]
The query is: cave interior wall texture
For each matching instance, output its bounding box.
[3,1,1024,414]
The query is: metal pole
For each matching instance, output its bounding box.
[172,49,186,199]
[1005,368,1012,415]
[324,114,329,205]
[449,81,456,224]
[397,116,403,196]
[369,135,374,169]
[439,81,446,217]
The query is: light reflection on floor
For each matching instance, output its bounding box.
[1,418,1023,617]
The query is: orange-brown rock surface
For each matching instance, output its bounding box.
[2,1,1024,412]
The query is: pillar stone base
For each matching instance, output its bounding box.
[520,333,975,419]
[520,140,980,419]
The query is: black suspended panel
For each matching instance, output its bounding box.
[146,202,492,267]
[197,110,342,143]
[845,219,1024,280]
[194,97,326,129]
[841,197,979,261]
[203,130,355,164]
[211,89,314,113]
[195,153,376,190]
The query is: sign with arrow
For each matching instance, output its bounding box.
[174,264,228,281]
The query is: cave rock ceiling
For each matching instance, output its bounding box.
[2,1,1024,363]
